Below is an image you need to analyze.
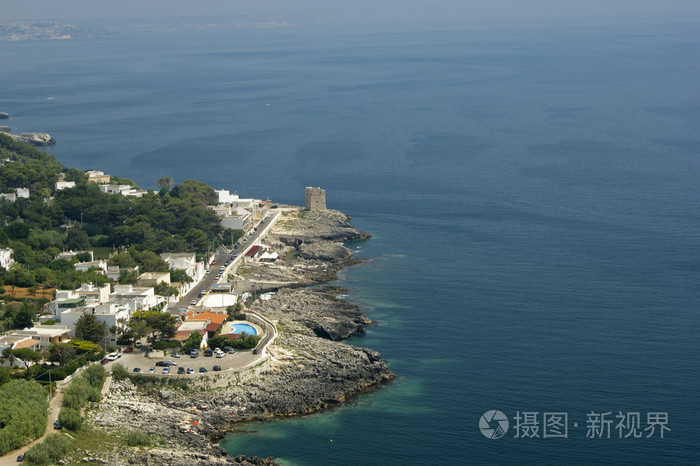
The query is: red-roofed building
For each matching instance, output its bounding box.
[13,338,41,350]
[244,245,263,262]
[181,311,227,336]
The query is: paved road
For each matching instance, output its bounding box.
[176,211,281,311]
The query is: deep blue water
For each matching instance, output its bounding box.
[1,19,699,464]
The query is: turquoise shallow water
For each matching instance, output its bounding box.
[1,19,699,464]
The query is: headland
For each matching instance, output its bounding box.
[91,207,394,465]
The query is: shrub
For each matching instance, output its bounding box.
[58,407,83,431]
[24,434,72,465]
[111,363,129,381]
[0,380,48,455]
[82,364,107,388]
[152,340,181,350]
[62,377,100,411]
[124,430,152,447]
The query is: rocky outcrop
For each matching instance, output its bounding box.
[254,287,370,341]
[0,126,10,133]
[236,208,369,289]
[90,206,393,463]
[10,132,55,145]
[275,209,370,244]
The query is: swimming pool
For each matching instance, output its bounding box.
[228,323,258,336]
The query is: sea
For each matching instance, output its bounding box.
[1,17,699,465]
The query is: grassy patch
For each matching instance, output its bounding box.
[124,430,152,447]
[92,247,114,260]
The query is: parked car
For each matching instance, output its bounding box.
[163,360,177,366]
[187,367,195,374]
[133,367,141,373]
[162,367,170,374]
[191,299,197,305]
[177,367,185,374]
[16,454,24,462]
[227,348,236,354]
[155,361,166,367]
[205,270,211,275]
[190,351,199,358]
[53,419,61,429]
[252,349,259,355]
[216,352,225,358]
[171,352,180,358]
[124,347,134,353]
[199,367,208,373]
[135,341,142,348]
[100,358,109,365]
[203,349,213,357]
[213,365,222,371]
[149,367,155,373]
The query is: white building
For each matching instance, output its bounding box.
[74,260,108,273]
[60,303,130,345]
[161,252,204,282]
[212,189,266,230]
[99,184,147,197]
[111,284,160,312]
[13,325,71,349]
[56,181,76,191]
[16,187,30,199]
[58,250,94,262]
[53,283,111,320]
[0,248,13,270]
[137,271,171,287]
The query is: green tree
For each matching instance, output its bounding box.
[12,303,35,329]
[7,348,42,370]
[170,269,193,284]
[181,331,203,353]
[74,313,107,344]
[107,251,136,268]
[65,228,91,251]
[130,310,176,341]
[44,342,76,365]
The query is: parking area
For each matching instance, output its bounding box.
[103,346,259,376]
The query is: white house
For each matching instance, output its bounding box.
[53,283,110,320]
[60,303,130,345]
[111,284,160,312]
[55,181,76,191]
[13,325,71,349]
[0,248,13,270]
[137,271,171,287]
[161,252,204,281]
[74,260,108,273]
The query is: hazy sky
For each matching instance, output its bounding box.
[2,0,700,24]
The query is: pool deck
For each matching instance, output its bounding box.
[225,320,262,336]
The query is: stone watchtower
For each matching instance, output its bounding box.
[305,187,326,211]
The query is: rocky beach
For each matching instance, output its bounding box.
[91,208,394,465]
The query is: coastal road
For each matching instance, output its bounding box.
[175,211,281,311]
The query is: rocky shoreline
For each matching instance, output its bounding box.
[92,208,394,465]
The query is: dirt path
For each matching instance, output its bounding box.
[0,383,65,465]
